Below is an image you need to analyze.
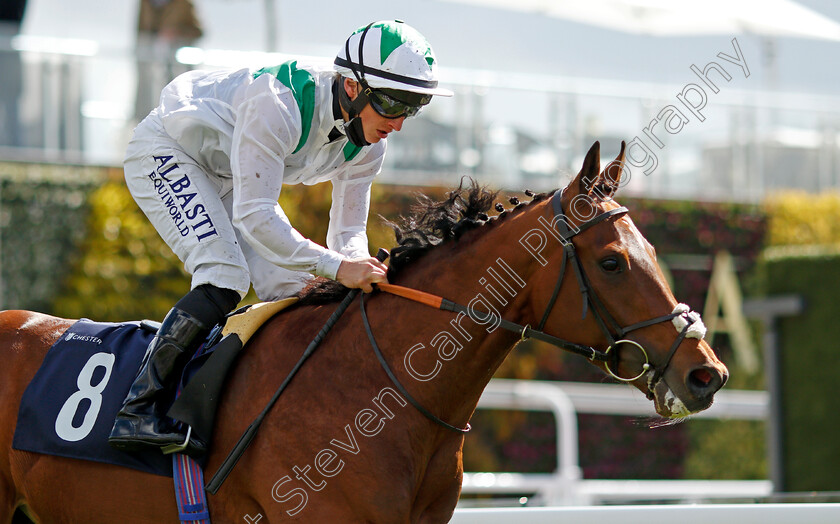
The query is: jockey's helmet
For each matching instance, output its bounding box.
[334,20,453,101]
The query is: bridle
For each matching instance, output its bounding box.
[536,190,700,387]
[360,190,701,433]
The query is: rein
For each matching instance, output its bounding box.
[371,283,611,362]
[207,251,389,493]
[360,292,471,433]
[361,192,700,433]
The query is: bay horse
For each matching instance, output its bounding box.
[1,141,727,523]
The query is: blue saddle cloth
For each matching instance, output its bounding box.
[12,319,174,477]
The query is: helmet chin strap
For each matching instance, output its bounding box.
[337,22,376,148]
[337,78,371,148]
[344,118,369,148]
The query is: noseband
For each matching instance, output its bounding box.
[361,190,702,433]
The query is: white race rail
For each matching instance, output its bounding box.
[450,504,840,524]
[462,379,770,505]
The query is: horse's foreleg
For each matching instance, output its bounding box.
[416,480,461,524]
[413,436,465,524]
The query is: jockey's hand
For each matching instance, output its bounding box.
[336,257,389,293]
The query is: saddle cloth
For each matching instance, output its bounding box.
[12,298,297,477]
[12,319,172,475]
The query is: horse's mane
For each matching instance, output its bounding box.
[296,179,551,305]
[386,179,498,272]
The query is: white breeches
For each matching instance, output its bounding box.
[123,115,314,301]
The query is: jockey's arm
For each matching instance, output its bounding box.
[230,86,386,290]
[328,147,389,292]
[230,89,345,279]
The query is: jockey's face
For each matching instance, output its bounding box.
[358,102,405,144]
[343,79,407,144]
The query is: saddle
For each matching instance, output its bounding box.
[167,298,298,451]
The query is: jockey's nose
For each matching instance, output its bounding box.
[388,116,405,132]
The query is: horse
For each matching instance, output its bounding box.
[0,141,727,523]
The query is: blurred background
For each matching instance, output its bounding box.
[2,0,839,510]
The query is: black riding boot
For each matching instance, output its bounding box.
[108,308,209,454]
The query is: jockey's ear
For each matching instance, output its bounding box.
[343,78,359,100]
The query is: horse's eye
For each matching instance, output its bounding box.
[600,257,621,272]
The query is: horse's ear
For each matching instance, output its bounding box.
[567,141,601,197]
[563,140,628,207]
[570,141,626,201]
[598,140,627,198]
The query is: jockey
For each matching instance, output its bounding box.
[109,20,452,454]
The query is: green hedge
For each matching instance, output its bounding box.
[753,248,840,491]
[0,162,102,312]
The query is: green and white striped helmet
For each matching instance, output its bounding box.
[334,20,453,97]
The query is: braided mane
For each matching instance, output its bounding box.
[385,179,498,272]
[297,179,550,304]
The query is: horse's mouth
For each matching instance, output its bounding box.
[646,372,713,419]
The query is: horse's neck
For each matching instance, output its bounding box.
[382,202,549,428]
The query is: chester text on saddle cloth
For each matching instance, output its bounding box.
[13,319,172,476]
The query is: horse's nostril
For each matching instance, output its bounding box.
[691,368,713,386]
[688,367,721,397]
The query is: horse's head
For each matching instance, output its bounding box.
[534,141,728,419]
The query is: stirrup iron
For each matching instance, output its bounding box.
[162,425,193,455]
